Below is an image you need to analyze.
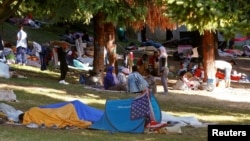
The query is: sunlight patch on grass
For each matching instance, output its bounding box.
[165,111,250,123]
[12,65,41,72]
[85,93,100,98]
[169,87,250,103]
[11,65,58,75]
[0,84,106,105]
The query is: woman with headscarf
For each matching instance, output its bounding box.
[103,66,119,90]
[158,46,169,95]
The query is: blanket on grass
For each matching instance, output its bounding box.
[23,100,104,128]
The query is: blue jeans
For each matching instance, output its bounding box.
[16,47,27,64]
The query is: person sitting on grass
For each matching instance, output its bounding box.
[173,71,202,91]
[117,67,129,87]
[127,65,149,94]
[103,66,120,90]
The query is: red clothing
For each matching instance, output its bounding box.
[136,58,143,66]
[216,71,241,81]
[28,13,33,19]
[194,68,203,78]
[149,55,157,68]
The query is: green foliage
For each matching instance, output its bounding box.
[14,0,147,28]
[76,0,147,27]
[165,0,250,39]
[1,23,250,141]
[0,0,24,23]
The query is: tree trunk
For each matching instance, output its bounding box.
[93,12,105,74]
[93,14,117,75]
[202,30,216,91]
[214,31,220,59]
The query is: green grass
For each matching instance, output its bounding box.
[0,22,61,45]
[0,22,250,141]
[0,66,208,141]
[1,64,250,141]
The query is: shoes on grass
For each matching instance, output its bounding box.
[59,80,69,85]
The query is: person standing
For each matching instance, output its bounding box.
[39,43,50,71]
[50,41,70,85]
[127,51,134,73]
[0,34,4,60]
[75,34,83,59]
[158,46,169,95]
[106,34,117,67]
[57,46,69,85]
[16,24,28,65]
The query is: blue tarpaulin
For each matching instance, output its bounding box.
[39,100,104,122]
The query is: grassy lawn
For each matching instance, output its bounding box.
[0,22,250,141]
[0,65,209,141]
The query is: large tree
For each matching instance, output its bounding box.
[78,0,175,73]
[10,0,175,74]
[165,0,250,90]
[0,0,146,73]
[0,0,24,23]
[0,0,176,74]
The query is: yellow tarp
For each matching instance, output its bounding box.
[23,103,92,128]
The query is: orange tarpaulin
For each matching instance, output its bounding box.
[23,103,92,128]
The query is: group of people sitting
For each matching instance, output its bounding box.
[124,50,160,77]
[103,45,169,95]
[173,58,242,91]
[173,67,203,91]
[103,65,156,94]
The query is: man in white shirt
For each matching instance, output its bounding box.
[16,25,28,65]
[215,60,235,88]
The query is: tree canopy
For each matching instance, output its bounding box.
[0,0,24,23]
[165,0,250,38]
[1,0,175,31]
